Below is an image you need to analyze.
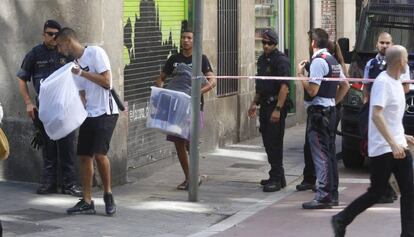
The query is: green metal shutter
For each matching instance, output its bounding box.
[123,0,186,168]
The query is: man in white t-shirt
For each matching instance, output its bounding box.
[55,28,119,216]
[332,45,414,237]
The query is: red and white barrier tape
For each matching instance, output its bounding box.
[194,75,414,83]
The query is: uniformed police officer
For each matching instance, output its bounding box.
[298,28,349,209]
[17,20,82,197]
[248,29,290,192]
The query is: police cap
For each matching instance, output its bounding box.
[262,29,278,45]
[44,19,61,31]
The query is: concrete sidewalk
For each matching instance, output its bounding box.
[0,123,338,237]
[204,173,401,237]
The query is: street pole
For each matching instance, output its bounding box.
[189,0,203,202]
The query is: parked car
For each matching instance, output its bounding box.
[337,0,414,168]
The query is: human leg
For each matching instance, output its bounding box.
[95,154,112,194]
[174,139,190,188]
[392,152,414,236]
[57,131,82,196]
[95,153,116,215]
[304,111,332,207]
[38,135,58,194]
[332,154,392,234]
[66,155,95,215]
[297,114,316,191]
[67,118,96,215]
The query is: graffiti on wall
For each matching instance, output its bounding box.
[123,0,186,165]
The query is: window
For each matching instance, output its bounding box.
[217,0,239,96]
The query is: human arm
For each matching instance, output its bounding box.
[335,71,350,104]
[18,78,36,119]
[201,71,216,94]
[248,93,260,118]
[156,71,168,87]
[72,66,111,89]
[298,59,321,97]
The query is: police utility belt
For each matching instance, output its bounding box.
[307,105,335,116]
[259,95,277,105]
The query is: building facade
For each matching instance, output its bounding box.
[0,0,355,184]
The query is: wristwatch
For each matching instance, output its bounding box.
[274,106,281,112]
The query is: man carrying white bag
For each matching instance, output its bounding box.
[39,62,87,140]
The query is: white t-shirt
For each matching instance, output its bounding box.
[75,46,119,117]
[368,71,407,157]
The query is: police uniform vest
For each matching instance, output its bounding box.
[17,44,70,94]
[368,58,386,79]
[304,53,341,102]
[256,50,290,104]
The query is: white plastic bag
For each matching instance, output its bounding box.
[39,62,87,140]
[0,103,3,124]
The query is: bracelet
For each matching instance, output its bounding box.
[77,69,83,76]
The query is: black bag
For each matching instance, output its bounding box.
[110,89,125,111]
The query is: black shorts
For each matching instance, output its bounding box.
[77,114,118,156]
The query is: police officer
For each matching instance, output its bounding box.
[361,32,410,204]
[298,28,349,209]
[248,29,290,192]
[17,20,82,197]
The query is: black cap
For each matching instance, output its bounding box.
[43,20,61,31]
[262,29,278,45]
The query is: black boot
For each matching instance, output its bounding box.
[36,183,57,194]
[263,179,282,192]
[281,176,286,188]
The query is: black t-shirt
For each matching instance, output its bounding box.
[162,53,213,110]
[255,49,290,96]
[17,43,72,94]
[163,53,213,75]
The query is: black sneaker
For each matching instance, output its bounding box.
[331,215,346,237]
[67,199,96,215]
[103,192,116,215]
[62,184,83,197]
[36,183,57,194]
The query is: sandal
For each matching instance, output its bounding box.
[177,181,189,190]
[176,178,202,191]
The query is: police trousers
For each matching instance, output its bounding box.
[259,103,287,181]
[42,129,77,187]
[306,105,338,202]
[337,152,414,236]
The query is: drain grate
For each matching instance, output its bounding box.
[0,208,67,222]
[0,208,66,235]
[229,163,264,169]
[1,220,60,235]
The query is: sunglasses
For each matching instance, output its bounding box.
[262,40,275,46]
[45,31,58,37]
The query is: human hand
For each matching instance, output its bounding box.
[297,60,308,75]
[26,103,36,120]
[405,135,414,145]
[71,65,82,76]
[248,103,257,118]
[270,110,280,123]
[390,143,406,159]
